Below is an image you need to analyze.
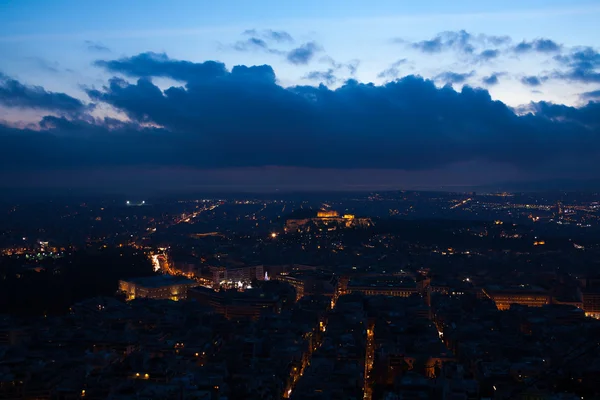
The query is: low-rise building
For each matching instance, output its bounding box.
[188,286,282,320]
[482,285,550,310]
[583,288,600,319]
[119,275,197,301]
[346,276,417,297]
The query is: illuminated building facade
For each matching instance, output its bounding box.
[583,289,600,319]
[119,275,197,301]
[580,277,600,319]
[276,275,304,301]
[286,209,373,232]
[483,285,550,310]
[209,265,264,287]
[345,277,417,297]
[316,210,340,218]
[275,271,337,302]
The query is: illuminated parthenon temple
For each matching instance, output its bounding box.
[286,209,372,232]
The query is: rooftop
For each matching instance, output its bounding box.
[348,277,416,288]
[121,275,197,288]
[485,284,548,293]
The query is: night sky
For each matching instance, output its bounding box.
[1,0,600,193]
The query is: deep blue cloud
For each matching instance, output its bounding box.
[514,38,561,53]
[411,36,444,53]
[486,35,512,46]
[234,37,269,51]
[554,47,600,83]
[94,52,228,82]
[411,31,474,54]
[407,31,510,55]
[521,75,547,87]
[321,57,360,76]
[346,60,360,76]
[530,101,600,127]
[85,40,110,52]
[2,55,600,178]
[304,69,336,85]
[436,71,475,84]
[377,59,408,80]
[243,29,294,43]
[286,42,321,65]
[482,73,502,85]
[0,73,88,114]
[478,49,499,62]
[0,117,171,171]
[581,89,600,100]
[232,37,286,56]
[232,30,297,60]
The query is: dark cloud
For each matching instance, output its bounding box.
[528,101,600,127]
[581,89,600,100]
[232,37,285,56]
[286,42,321,65]
[408,31,510,55]
[411,31,474,54]
[94,52,228,82]
[234,37,269,51]
[436,71,475,84]
[377,59,408,80]
[85,40,110,52]
[0,117,170,172]
[514,38,561,54]
[267,30,294,43]
[243,29,294,43]
[554,47,600,83]
[0,73,88,114]
[478,49,499,62]
[231,30,294,59]
[321,57,360,76]
[486,35,511,46]
[346,59,360,76]
[411,36,445,53]
[520,75,548,87]
[304,69,336,85]
[404,31,515,69]
[482,73,504,85]
[2,56,600,179]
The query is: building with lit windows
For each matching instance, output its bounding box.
[274,271,337,301]
[276,275,305,301]
[345,277,417,297]
[119,275,197,301]
[583,289,600,319]
[209,265,264,287]
[482,285,550,310]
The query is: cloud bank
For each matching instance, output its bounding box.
[0,52,599,183]
[0,72,88,114]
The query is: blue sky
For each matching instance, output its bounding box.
[1,0,600,192]
[2,0,600,107]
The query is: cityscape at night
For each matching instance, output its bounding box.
[2,191,600,399]
[2,0,600,399]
